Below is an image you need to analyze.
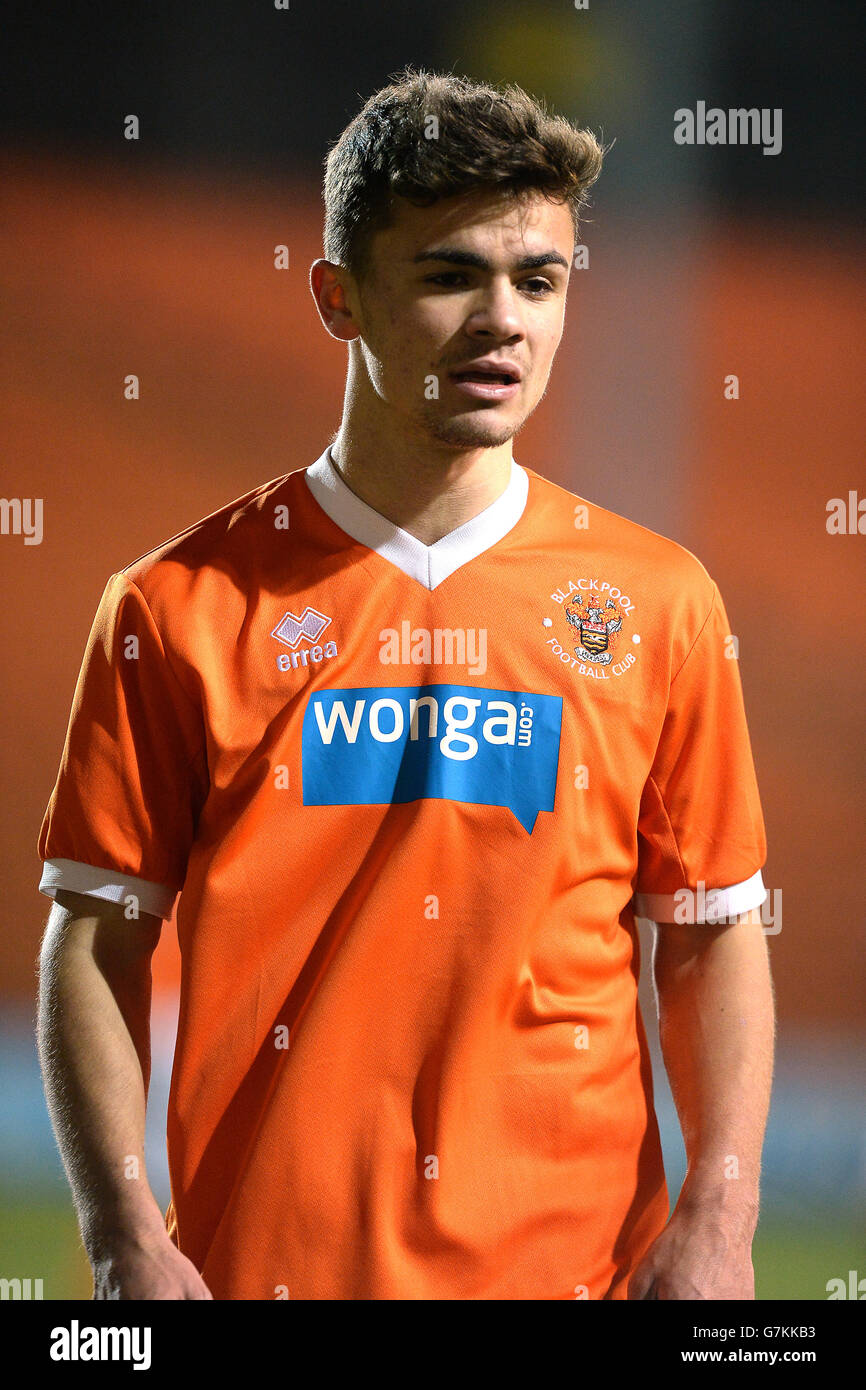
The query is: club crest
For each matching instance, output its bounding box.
[544,578,640,681]
[565,595,623,665]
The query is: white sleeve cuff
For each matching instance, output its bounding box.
[633,868,767,924]
[39,858,177,920]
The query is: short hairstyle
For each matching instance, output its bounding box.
[322,66,606,283]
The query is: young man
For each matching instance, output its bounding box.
[37,68,774,1300]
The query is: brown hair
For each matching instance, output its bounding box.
[322,66,607,283]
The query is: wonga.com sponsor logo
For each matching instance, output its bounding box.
[301,683,562,832]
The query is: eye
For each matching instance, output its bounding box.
[425,272,555,295]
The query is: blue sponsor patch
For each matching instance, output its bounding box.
[302,683,562,833]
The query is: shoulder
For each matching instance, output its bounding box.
[115,467,307,624]
[521,464,717,625]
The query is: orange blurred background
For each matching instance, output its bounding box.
[1,138,863,1296]
[3,150,863,1020]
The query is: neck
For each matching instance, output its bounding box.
[329,385,514,547]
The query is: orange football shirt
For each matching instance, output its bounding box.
[38,447,768,1299]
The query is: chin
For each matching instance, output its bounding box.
[423,411,523,450]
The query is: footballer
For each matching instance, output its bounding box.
[36,67,774,1300]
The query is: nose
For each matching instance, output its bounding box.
[464,276,526,342]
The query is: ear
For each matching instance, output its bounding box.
[309,259,361,343]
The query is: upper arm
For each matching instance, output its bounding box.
[37,572,208,915]
[634,577,768,926]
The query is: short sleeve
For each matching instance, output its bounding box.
[37,572,208,919]
[633,579,767,924]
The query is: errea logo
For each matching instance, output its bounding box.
[272,607,338,672]
[272,607,331,647]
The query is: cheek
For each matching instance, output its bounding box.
[398,302,448,352]
[382,306,446,378]
[363,310,439,400]
[532,318,565,373]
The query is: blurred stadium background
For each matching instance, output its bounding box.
[2,0,864,1298]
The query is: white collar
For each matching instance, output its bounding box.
[303,446,529,591]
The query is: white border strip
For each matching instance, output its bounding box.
[634,869,767,924]
[304,447,529,590]
[39,858,177,920]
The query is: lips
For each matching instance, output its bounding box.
[448,361,523,384]
[452,370,515,384]
[448,374,521,402]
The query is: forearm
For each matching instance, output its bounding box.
[653,914,775,1232]
[37,911,166,1260]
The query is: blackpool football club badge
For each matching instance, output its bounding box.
[544,579,640,681]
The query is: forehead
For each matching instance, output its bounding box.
[373,188,575,264]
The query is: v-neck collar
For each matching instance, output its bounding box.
[303,445,529,591]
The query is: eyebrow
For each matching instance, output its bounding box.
[411,248,570,272]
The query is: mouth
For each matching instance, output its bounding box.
[447,366,522,401]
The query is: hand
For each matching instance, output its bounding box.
[627,1205,756,1300]
[91,1228,214,1300]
